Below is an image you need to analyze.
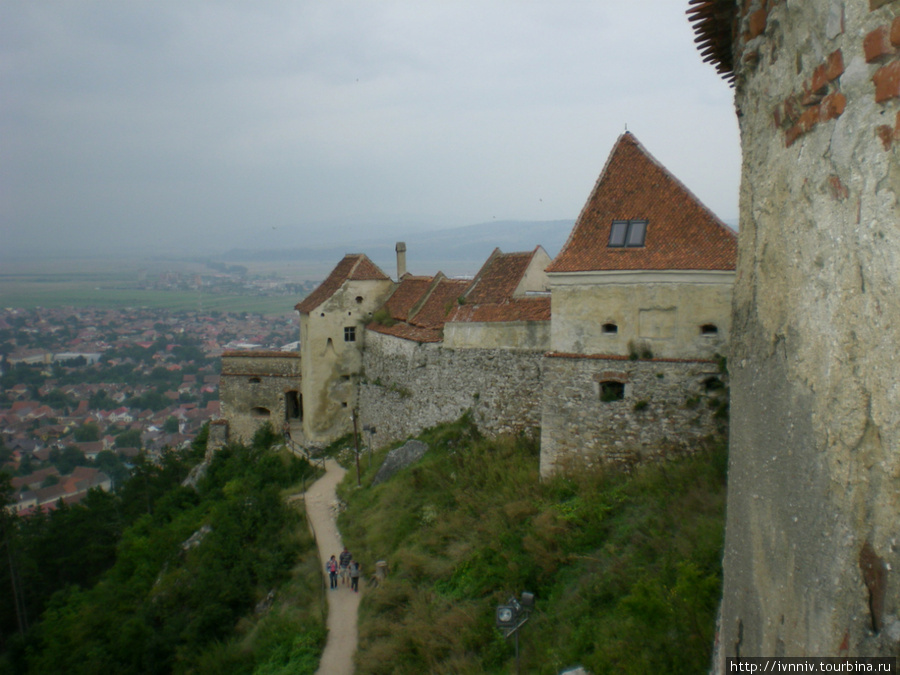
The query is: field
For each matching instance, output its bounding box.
[0,258,308,315]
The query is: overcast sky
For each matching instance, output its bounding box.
[1,1,740,258]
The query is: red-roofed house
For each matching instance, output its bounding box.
[540,132,737,476]
[444,246,552,350]
[546,131,736,360]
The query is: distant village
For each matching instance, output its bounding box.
[0,305,300,514]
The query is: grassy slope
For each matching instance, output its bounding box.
[336,418,727,674]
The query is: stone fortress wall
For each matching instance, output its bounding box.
[539,354,727,477]
[357,330,545,450]
[218,351,301,444]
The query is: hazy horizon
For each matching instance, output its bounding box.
[2,2,740,260]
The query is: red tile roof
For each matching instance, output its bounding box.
[462,248,535,304]
[295,254,390,314]
[547,133,737,274]
[412,278,470,329]
[449,297,550,323]
[446,247,551,324]
[380,276,434,322]
[367,276,470,343]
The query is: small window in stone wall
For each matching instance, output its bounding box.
[600,381,625,402]
[703,376,725,392]
[251,406,271,418]
[355,296,364,304]
[248,377,261,384]
[602,323,618,334]
[701,324,719,336]
[344,326,356,342]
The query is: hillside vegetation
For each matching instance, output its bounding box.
[3,417,727,674]
[337,416,727,674]
[0,427,325,675]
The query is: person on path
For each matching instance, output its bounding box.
[326,555,338,590]
[339,546,352,587]
[350,561,361,593]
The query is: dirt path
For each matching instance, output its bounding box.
[303,459,361,675]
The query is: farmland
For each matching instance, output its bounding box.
[0,257,315,315]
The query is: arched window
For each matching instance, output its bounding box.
[248,376,261,384]
[602,323,618,335]
[251,406,271,418]
[600,381,625,402]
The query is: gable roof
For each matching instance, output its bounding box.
[295,254,390,314]
[367,275,470,343]
[547,133,737,274]
[461,248,538,304]
[379,275,435,323]
[447,247,551,324]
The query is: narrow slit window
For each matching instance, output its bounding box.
[609,220,647,248]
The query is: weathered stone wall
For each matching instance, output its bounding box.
[219,352,301,443]
[358,330,544,449]
[539,354,726,477]
[716,0,900,665]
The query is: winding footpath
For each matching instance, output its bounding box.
[303,459,361,675]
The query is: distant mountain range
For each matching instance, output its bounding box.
[218,219,576,278]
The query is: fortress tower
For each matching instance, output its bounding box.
[690,0,900,663]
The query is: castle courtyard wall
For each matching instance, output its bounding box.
[716,0,900,664]
[539,354,726,477]
[358,330,543,449]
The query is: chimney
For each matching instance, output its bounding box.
[395,242,407,279]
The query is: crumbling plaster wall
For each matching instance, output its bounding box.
[442,320,550,350]
[358,330,544,449]
[717,0,900,664]
[549,274,733,360]
[299,277,394,444]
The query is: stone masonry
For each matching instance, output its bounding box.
[358,330,544,450]
[540,354,726,477]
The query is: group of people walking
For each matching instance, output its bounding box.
[326,546,361,592]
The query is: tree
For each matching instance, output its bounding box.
[73,423,101,443]
[50,446,88,475]
[163,417,179,434]
[115,429,142,449]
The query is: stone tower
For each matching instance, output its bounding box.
[690,0,900,664]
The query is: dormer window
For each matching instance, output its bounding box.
[608,220,647,248]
